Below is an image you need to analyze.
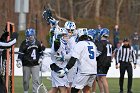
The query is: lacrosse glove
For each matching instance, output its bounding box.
[38,56,43,64]
[50,63,62,72]
[16,59,22,68]
[57,68,68,78]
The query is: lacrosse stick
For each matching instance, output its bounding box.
[37,58,48,93]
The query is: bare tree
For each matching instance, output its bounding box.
[57,0,61,17]
[48,4,68,21]
[75,0,95,18]
[116,0,124,25]
[95,0,102,18]
[68,0,74,21]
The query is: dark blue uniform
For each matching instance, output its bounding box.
[96,40,113,75]
[18,39,45,66]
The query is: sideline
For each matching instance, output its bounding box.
[14,48,140,78]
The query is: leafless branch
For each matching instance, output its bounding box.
[48,3,68,22]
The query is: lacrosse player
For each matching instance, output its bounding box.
[16,28,45,93]
[64,21,78,93]
[49,27,70,93]
[96,28,113,93]
[57,34,97,93]
[0,31,18,93]
[86,29,99,93]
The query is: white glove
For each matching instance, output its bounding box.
[38,57,43,64]
[16,59,22,68]
[57,68,68,78]
[38,55,45,64]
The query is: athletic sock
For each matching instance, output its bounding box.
[24,91,28,93]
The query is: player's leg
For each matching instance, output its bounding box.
[72,73,90,93]
[48,87,59,93]
[67,63,78,93]
[126,63,133,93]
[101,76,109,93]
[59,86,67,93]
[97,76,104,93]
[97,66,104,93]
[82,85,91,93]
[92,79,97,93]
[0,76,7,93]
[66,82,72,93]
[119,63,126,92]
[82,75,96,93]
[23,66,31,93]
[31,65,40,93]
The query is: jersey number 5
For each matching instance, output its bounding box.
[88,46,94,59]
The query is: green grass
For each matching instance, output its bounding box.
[14,77,140,93]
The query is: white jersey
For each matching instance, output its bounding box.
[51,38,70,67]
[68,36,78,55]
[67,35,78,82]
[72,41,97,75]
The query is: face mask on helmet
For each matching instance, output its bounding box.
[25,28,36,44]
[60,28,69,41]
[100,28,110,38]
[87,29,97,40]
[76,28,87,38]
[64,21,76,34]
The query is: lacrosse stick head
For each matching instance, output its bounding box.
[42,8,53,25]
[37,84,48,93]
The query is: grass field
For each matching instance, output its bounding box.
[14,77,140,93]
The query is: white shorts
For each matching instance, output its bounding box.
[72,73,96,89]
[51,71,69,88]
[67,63,78,83]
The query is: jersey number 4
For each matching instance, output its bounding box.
[31,49,36,60]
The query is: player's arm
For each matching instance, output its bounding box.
[54,38,60,52]
[16,41,26,68]
[0,39,16,48]
[38,41,46,56]
[0,32,18,49]
[57,57,77,78]
[115,47,122,69]
[17,41,26,60]
[50,63,62,72]
[131,47,136,64]
[66,57,77,70]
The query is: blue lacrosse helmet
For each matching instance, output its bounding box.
[87,29,97,40]
[100,28,110,37]
[25,28,36,44]
[25,28,36,37]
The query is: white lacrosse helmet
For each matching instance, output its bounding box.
[60,27,68,35]
[76,28,88,37]
[64,21,76,30]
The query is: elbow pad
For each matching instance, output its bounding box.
[66,57,77,70]
[54,39,60,52]
[50,63,62,72]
